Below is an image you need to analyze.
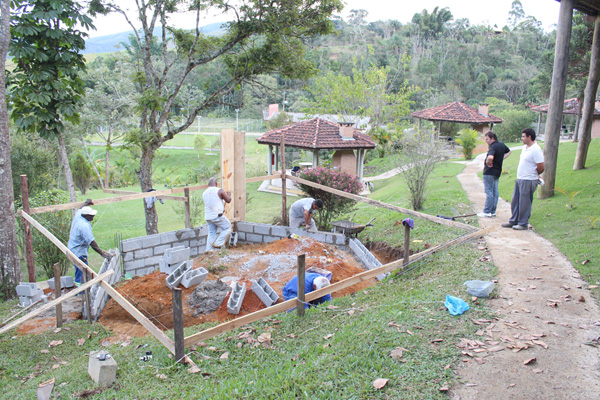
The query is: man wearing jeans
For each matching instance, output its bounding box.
[478,131,511,218]
[203,178,231,252]
[502,128,545,230]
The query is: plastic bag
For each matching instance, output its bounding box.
[444,295,470,316]
[464,280,495,298]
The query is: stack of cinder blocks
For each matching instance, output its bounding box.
[227,282,246,314]
[251,278,279,307]
[16,282,44,307]
[160,246,190,275]
[46,276,75,290]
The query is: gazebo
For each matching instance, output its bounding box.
[410,101,503,138]
[530,98,600,140]
[256,117,376,182]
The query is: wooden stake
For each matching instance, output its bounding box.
[20,175,35,282]
[53,263,62,328]
[83,269,92,324]
[184,188,191,229]
[297,254,306,317]
[172,288,185,362]
[280,136,287,226]
[403,224,411,267]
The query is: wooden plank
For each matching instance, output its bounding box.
[221,129,235,220]
[17,210,176,353]
[297,254,305,317]
[245,174,281,184]
[0,271,113,335]
[287,175,476,232]
[172,288,185,362]
[234,131,246,221]
[184,226,493,346]
[280,137,287,225]
[103,189,186,202]
[184,188,191,229]
[53,263,62,328]
[20,175,35,282]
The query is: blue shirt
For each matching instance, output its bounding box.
[282,272,332,308]
[67,211,95,258]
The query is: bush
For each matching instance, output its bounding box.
[297,166,363,230]
[455,128,480,160]
[494,108,535,143]
[10,131,58,199]
[71,153,94,194]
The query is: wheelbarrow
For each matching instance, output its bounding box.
[330,217,376,238]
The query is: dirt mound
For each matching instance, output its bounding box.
[365,241,409,264]
[98,237,377,340]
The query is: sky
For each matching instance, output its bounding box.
[87,0,562,38]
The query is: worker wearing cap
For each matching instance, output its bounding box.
[289,198,323,232]
[203,177,232,252]
[67,203,111,284]
[283,273,332,308]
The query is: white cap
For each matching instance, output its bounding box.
[313,276,330,290]
[80,206,98,216]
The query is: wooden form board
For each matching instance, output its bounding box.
[184,226,493,346]
[220,129,246,221]
[103,189,186,202]
[286,174,476,232]
[16,211,175,353]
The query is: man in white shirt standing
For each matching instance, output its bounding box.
[502,128,545,231]
[203,178,231,251]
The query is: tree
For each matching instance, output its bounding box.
[8,0,102,203]
[0,0,21,297]
[114,0,343,235]
[71,153,94,194]
[193,134,206,159]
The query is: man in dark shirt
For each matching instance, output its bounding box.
[478,131,511,218]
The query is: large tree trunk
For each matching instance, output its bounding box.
[139,146,158,235]
[56,131,77,202]
[539,0,573,199]
[574,15,600,170]
[0,0,22,297]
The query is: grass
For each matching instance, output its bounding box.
[497,138,600,294]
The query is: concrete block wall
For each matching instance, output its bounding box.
[349,238,388,281]
[236,222,347,248]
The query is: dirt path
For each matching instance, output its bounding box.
[450,155,600,399]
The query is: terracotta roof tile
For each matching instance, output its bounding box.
[411,101,503,124]
[256,118,376,150]
[529,98,600,115]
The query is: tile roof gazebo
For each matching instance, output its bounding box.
[530,98,600,140]
[256,117,376,182]
[410,101,503,137]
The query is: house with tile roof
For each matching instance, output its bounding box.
[256,118,376,182]
[410,102,502,138]
[530,98,600,139]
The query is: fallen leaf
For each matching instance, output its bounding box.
[323,343,331,349]
[373,378,388,389]
[582,260,590,265]
[40,350,50,354]
[523,357,537,365]
[53,328,61,334]
[220,352,229,360]
[237,342,243,349]
[578,296,586,303]
[292,354,299,361]
[323,334,334,340]
[59,361,68,365]
[121,340,132,347]
[390,347,408,360]
[52,364,60,370]
[431,338,443,343]
[533,369,543,374]
[465,383,478,387]
[508,383,516,388]
[347,310,355,316]
[532,340,548,349]
[326,305,338,310]
[208,346,217,351]
[487,346,505,352]
[77,338,85,346]
[257,333,272,344]
[439,385,449,392]
[188,365,202,374]
[589,285,598,289]
[156,374,167,379]
[48,340,63,348]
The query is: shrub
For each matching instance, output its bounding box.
[455,128,480,160]
[494,108,535,143]
[297,166,363,230]
[71,153,94,194]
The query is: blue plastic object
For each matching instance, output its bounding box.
[444,295,470,315]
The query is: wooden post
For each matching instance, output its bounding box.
[403,225,411,267]
[53,263,62,328]
[539,0,574,199]
[297,254,305,317]
[83,269,92,324]
[20,175,35,282]
[172,288,185,362]
[184,187,191,228]
[281,136,287,226]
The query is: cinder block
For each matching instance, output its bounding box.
[153,244,172,256]
[271,226,288,238]
[164,246,190,265]
[121,238,143,252]
[263,236,278,243]
[88,351,117,386]
[196,225,209,236]
[16,282,41,297]
[312,233,326,242]
[144,256,162,267]
[236,222,254,233]
[123,259,145,272]
[227,282,246,314]
[246,233,263,243]
[237,232,246,241]
[176,229,196,241]
[181,266,208,288]
[47,276,74,290]
[141,234,161,248]
[166,260,192,289]
[122,252,134,262]
[160,231,179,245]
[134,248,153,259]
[254,224,271,235]
[136,266,157,277]
[190,247,199,258]
[251,278,279,307]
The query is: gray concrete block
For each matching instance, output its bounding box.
[251,278,279,307]
[263,236,278,243]
[164,246,190,265]
[16,282,41,297]
[227,282,246,314]
[124,259,145,272]
[47,276,74,290]
[88,351,117,386]
[121,238,143,252]
[190,247,199,257]
[254,224,271,235]
[122,252,134,262]
[166,260,192,289]
[181,266,208,288]
[196,225,209,236]
[176,229,196,240]
[142,234,161,248]
[271,226,288,238]
[153,244,172,256]
[237,232,246,241]
[135,266,157,277]
[246,233,263,243]
[134,248,153,259]
[236,222,254,233]
[144,256,162,267]
[160,231,179,244]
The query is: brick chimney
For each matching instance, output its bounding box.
[478,104,489,117]
[339,122,355,139]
